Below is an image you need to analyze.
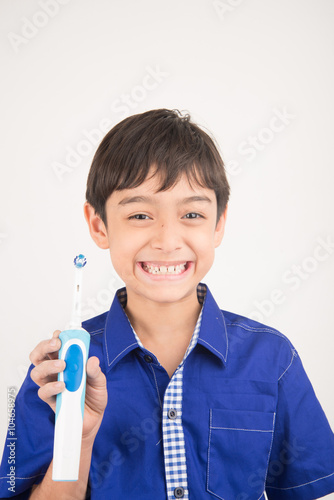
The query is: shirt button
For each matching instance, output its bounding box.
[174,487,185,498]
[144,355,153,363]
[168,408,177,420]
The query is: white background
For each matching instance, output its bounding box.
[1,0,333,497]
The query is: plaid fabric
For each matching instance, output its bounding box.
[162,308,203,499]
[117,284,206,498]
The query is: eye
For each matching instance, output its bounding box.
[128,214,151,220]
[183,212,203,219]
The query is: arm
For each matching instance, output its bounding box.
[265,352,334,499]
[29,436,94,500]
[28,331,108,499]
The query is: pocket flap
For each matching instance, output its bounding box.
[211,408,275,432]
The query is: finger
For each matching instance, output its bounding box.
[31,359,66,387]
[38,381,65,412]
[47,330,63,360]
[29,331,62,366]
[86,357,105,387]
[85,357,107,414]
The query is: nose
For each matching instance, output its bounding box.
[150,220,182,253]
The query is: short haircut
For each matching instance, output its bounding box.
[86,108,230,225]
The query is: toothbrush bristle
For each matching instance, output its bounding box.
[74,254,87,268]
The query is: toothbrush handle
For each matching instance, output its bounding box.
[52,329,90,481]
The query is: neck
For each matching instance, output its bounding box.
[124,288,201,344]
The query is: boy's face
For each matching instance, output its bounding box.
[85,169,227,307]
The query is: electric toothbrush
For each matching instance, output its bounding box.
[52,254,90,481]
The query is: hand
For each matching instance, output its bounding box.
[30,330,108,441]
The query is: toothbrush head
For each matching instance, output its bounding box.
[74,254,87,269]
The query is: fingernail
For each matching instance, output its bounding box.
[50,339,57,347]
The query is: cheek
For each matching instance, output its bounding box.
[108,224,133,254]
[193,241,215,269]
[108,235,129,272]
[194,227,217,252]
[108,230,144,274]
[202,247,215,264]
[109,250,133,284]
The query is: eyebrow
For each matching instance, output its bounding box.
[118,195,212,206]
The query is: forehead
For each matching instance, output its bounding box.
[108,172,216,207]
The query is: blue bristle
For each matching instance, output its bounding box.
[74,254,87,268]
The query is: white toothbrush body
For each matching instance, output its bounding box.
[52,329,90,480]
[52,255,90,481]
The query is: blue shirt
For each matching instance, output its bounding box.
[1,284,334,499]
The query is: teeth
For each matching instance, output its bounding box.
[142,263,187,275]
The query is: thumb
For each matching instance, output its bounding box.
[85,356,108,415]
[86,356,105,386]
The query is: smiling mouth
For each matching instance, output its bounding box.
[140,261,189,275]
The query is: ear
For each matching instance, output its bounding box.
[214,205,228,248]
[83,202,110,249]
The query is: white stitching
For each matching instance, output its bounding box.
[206,409,225,500]
[262,412,276,499]
[221,309,228,362]
[227,322,296,380]
[207,410,276,500]
[198,338,226,362]
[104,324,110,366]
[89,328,104,336]
[228,322,285,336]
[211,426,273,433]
[278,349,296,381]
[0,474,45,479]
[266,470,334,490]
[150,365,163,446]
[206,409,212,492]
[108,342,138,367]
[150,364,162,410]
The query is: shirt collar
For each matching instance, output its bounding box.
[197,285,228,364]
[103,283,228,374]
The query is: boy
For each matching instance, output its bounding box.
[1,108,334,499]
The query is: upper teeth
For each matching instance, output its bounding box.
[143,263,186,274]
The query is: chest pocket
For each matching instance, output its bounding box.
[207,408,275,499]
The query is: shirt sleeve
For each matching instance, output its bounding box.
[0,365,54,498]
[266,350,334,500]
